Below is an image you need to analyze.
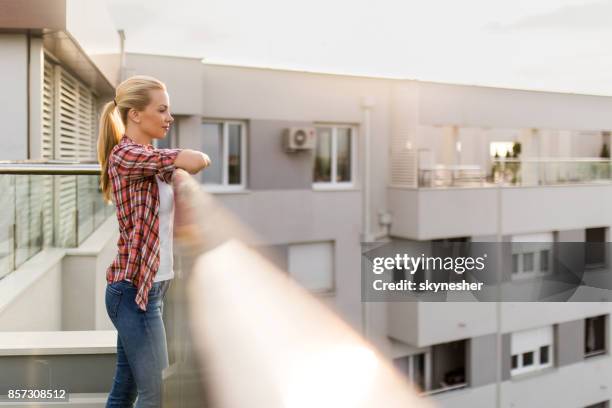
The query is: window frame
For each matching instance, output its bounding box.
[510,326,554,377]
[312,124,358,190]
[585,227,608,270]
[585,315,608,358]
[510,233,554,280]
[393,352,432,392]
[200,119,248,192]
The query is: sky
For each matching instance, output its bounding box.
[106,0,612,96]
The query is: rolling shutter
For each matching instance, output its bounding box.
[390,131,417,187]
[40,59,55,248]
[51,65,99,246]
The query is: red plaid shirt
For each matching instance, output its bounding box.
[106,134,183,311]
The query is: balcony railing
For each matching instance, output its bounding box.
[417,158,612,188]
[164,169,432,407]
[418,165,486,188]
[0,160,113,280]
[492,158,612,187]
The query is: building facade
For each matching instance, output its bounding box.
[124,53,612,408]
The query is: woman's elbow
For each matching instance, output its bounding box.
[175,150,211,174]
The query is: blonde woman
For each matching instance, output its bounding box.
[97,75,210,407]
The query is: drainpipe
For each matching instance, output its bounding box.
[360,96,375,339]
[361,96,375,242]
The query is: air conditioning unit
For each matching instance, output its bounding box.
[283,127,316,152]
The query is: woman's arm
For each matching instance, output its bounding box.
[111,145,182,181]
[174,150,211,174]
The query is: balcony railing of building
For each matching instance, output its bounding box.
[0,160,114,280]
[164,168,432,407]
[417,158,612,188]
[0,163,432,405]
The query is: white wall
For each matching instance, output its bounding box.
[125,53,204,115]
[199,63,393,238]
[0,251,64,331]
[0,34,29,160]
[389,183,612,240]
[214,189,363,330]
[501,303,612,334]
[417,81,612,131]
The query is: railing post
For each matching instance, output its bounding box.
[12,174,17,270]
[10,224,16,272]
[74,174,79,246]
[39,209,44,249]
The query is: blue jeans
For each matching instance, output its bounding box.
[105,279,171,408]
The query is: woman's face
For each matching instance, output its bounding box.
[132,88,174,140]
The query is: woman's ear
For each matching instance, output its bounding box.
[128,108,141,124]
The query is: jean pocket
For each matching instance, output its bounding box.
[106,285,122,318]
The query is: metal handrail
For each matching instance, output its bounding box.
[492,157,612,163]
[419,164,482,171]
[0,161,101,175]
[167,168,432,408]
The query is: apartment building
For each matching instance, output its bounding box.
[2,1,612,407]
[121,53,612,408]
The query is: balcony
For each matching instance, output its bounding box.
[389,158,612,240]
[388,301,497,347]
[0,165,430,407]
[0,161,115,280]
[0,162,120,405]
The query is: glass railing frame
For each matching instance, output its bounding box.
[416,158,612,188]
[0,161,114,280]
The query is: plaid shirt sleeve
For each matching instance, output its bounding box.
[110,144,183,183]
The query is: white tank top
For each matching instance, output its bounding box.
[154,174,175,282]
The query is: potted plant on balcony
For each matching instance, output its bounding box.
[508,142,521,185]
[491,151,502,183]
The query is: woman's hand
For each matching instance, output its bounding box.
[201,152,211,170]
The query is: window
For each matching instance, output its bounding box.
[395,340,467,395]
[511,233,553,279]
[585,315,607,357]
[522,351,533,366]
[200,120,247,190]
[523,252,534,272]
[430,340,467,393]
[586,227,606,268]
[393,353,429,391]
[511,326,554,376]
[540,345,550,364]
[313,125,357,188]
[288,241,334,293]
[540,249,550,271]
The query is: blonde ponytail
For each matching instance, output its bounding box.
[97,75,166,204]
[97,101,124,204]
